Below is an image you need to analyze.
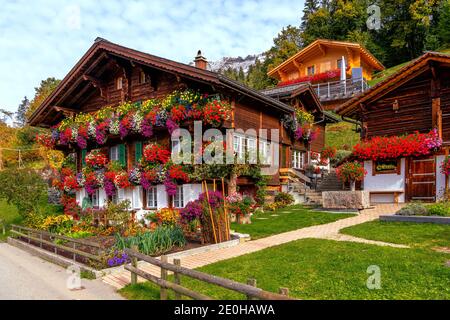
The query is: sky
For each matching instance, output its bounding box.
[0,0,305,113]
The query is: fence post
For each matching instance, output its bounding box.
[160,255,168,300]
[247,278,257,300]
[173,258,182,300]
[72,242,76,262]
[279,287,289,297]
[131,245,138,285]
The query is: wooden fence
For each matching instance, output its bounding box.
[10,224,106,265]
[125,248,296,300]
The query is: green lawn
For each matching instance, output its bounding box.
[0,199,63,242]
[341,221,450,250]
[325,121,360,151]
[120,238,450,300]
[0,200,22,241]
[230,205,355,239]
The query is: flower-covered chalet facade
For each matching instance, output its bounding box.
[336,52,450,203]
[30,38,329,218]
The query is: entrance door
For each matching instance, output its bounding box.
[407,156,436,202]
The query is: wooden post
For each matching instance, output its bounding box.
[173,258,182,300]
[279,287,289,297]
[221,178,230,241]
[247,278,257,300]
[72,242,76,261]
[131,245,138,285]
[203,181,218,244]
[160,255,168,300]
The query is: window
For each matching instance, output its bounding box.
[116,77,123,90]
[146,186,158,209]
[292,150,305,169]
[110,145,119,162]
[259,140,272,165]
[307,65,315,76]
[111,189,125,205]
[233,134,257,163]
[337,59,342,70]
[172,186,184,208]
[91,189,100,208]
[132,187,142,209]
[139,71,147,84]
[172,138,181,153]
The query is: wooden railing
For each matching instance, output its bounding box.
[125,248,296,300]
[279,168,311,184]
[10,224,105,263]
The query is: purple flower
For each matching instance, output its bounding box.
[166,118,179,135]
[180,200,203,222]
[199,191,223,209]
[141,119,153,138]
[119,122,129,139]
[76,135,87,149]
[164,178,177,196]
[104,179,116,197]
[294,127,303,140]
[95,127,106,145]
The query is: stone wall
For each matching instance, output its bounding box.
[322,191,370,210]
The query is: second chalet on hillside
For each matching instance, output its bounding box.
[29,38,335,217]
[264,39,385,110]
[336,51,450,204]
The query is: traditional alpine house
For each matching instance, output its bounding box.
[336,52,450,203]
[29,38,329,217]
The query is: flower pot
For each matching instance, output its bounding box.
[350,180,356,191]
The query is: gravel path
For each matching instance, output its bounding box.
[0,243,123,300]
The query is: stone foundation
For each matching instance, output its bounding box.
[322,191,370,210]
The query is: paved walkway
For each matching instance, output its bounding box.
[103,204,407,289]
[0,243,123,300]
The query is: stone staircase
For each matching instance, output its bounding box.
[304,189,323,206]
[317,171,346,191]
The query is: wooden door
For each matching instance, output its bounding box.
[407,156,436,202]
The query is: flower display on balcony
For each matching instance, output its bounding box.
[85,150,108,169]
[143,143,171,164]
[352,129,442,160]
[36,89,232,149]
[281,108,317,145]
[277,68,343,87]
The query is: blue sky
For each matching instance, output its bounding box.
[0,0,304,113]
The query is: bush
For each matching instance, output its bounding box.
[0,168,47,219]
[332,150,352,166]
[396,202,428,216]
[114,226,186,256]
[427,202,450,217]
[274,192,294,207]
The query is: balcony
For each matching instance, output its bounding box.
[312,78,370,102]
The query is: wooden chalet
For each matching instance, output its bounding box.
[29,38,329,214]
[266,39,385,110]
[336,51,450,203]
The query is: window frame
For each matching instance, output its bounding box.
[307,65,315,76]
[258,140,272,165]
[109,145,120,162]
[172,185,184,208]
[146,186,158,209]
[91,189,100,208]
[292,150,305,169]
[116,77,123,90]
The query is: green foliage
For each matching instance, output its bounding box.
[26,77,61,121]
[396,201,450,217]
[274,192,295,207]
[426,202,450,217]
[103,200,132,234]
[438,0,450,44]
[325,121,360,151]
[114,226,186,256]
[0,168,47,219]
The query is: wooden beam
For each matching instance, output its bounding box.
[82,74,107,100]
[318,43,326,57]
[293,60,303,73]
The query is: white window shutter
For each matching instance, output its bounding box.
[98,188,106,208]
[156,184,168,209]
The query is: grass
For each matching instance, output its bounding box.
[0,200,22,241]
[325,121,360,150]
[230,205,355,239]
[341,220,450,250]
[0,199,63,242]
[120,238,450,300]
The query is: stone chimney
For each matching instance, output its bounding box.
[194,50,208,70]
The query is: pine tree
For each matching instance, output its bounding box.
[438,0,450,46]
[16,96,30,127]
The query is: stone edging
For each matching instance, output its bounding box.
[380,215,450,224]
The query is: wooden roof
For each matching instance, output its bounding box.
[336,51,450,118]
[267,39,385,80]
[29,38,293,126]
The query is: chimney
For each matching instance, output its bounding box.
[194,50,208,70]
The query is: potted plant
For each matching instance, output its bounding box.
[226,193,254,224]
[336,161,367,191]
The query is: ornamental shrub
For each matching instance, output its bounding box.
[274,192,294,207]
[427,202,450,217]
[396,202,428,216]
[0,168,47,219]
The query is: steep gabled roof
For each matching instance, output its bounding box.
[29,38,293,126]
[336,51,450,118]
[268,39,385,81]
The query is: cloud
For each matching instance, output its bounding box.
[0,0,304,112]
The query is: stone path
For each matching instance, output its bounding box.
[103,204,406,289]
